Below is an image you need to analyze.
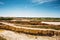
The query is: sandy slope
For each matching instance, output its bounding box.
[0,22,60,40]
[0,22,60,31]
[0,22,60,34]
[0,30,59,40]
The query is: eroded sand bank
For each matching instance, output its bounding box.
[0,29,60,40]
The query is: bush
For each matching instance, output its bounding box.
[0,17,13,20]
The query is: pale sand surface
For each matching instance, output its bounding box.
[0,30,60,40]
[42,22,60,25]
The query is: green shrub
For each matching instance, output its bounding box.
[0,17,13,20]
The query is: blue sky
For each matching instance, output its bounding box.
[0,0,60,17]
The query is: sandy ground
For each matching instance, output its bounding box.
[0,22,60,32]
[0,22,60,30]
[0,29,60,40]
[42,22,60,25]
[0,22,60,40]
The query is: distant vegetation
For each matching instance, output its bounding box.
[0,17,13,20]
[15,17,60,22]
[0,17,60,22]
[30,18,60,22]
[39,18,60,22]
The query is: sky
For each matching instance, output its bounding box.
[0,0,60,17]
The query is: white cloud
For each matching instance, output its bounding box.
[0,2,4,5]
[32,0,56,4]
